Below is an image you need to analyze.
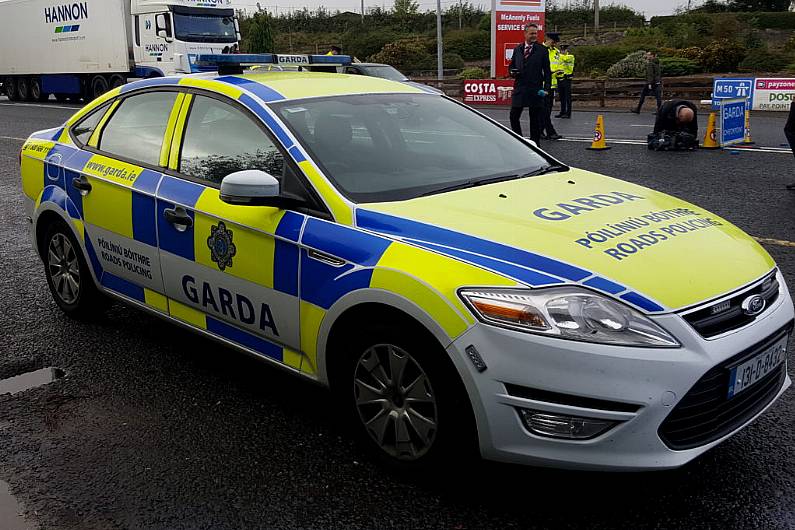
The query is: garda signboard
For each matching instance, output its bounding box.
[752,78,795,111]
[463,79,515,105]
[712,78,754,110]
[490,0,546,78]
[720,98,746,146]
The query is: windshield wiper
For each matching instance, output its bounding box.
[519,164,569,178]
[419,172,521,197]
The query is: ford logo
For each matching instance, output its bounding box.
[741,295,766,316]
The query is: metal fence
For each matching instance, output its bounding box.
[411,76,714,106]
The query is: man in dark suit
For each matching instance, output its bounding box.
[508,23,552,145]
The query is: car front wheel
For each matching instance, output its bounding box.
[337,318,477,470]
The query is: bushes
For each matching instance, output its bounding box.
[444,29,490,60]
[458,66,489,79]
[606,51,648,78]
[739,49,790,72]
[699,39,747,72]
[574,45,632,77]
[659,57,702,76]
[369,37,435,70]
[342,30,404,59]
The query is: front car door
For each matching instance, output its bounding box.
[156,92,319,371]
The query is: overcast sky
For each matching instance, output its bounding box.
[232,0,684,18]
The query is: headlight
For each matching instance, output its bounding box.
[459,288,679,347]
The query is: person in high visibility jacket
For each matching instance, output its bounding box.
[555,44,575,119]
[543,32,564,140]
[326,46,342,56]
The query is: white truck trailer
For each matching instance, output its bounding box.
[0,0,240,102]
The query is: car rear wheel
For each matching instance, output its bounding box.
[334,317,477,470]
[42,222,105,319]
[4,77,19,101]
[30,78,49,102]
[16,77,31,101]
[88,75,108,101]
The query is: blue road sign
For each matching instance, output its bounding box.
[712,78,754,109]
[720,97,746,147]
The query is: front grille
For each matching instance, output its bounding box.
[658,323,792,450]
[682,271,779,338]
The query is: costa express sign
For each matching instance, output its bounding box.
[490,0,546,78]
[463,80,515,105]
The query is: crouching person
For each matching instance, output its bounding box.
[647,100,699,151]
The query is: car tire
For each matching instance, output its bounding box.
[332,316,477,471]
[41,221,106,320]
[88,75,108,101]
[108,74,126,90]
[17,77,31,101]
[4,77,19,101]
[30,78,49,102]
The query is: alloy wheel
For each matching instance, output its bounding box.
[47,233,80,305]
[353,344,438,460]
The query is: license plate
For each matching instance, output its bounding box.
[727,337,788,399]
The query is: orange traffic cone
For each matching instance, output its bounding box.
[587,115,611,150]
[741,108,755,146]
[701,112,720,150]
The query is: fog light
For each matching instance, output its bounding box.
[519,409,617,440]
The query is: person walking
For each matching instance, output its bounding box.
[631,51,662,114]
[542,32,564,139]
[786,101,795,189]
[555,44,574,119]
[508,23,552,145]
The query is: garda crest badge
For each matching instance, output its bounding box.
[207,222,236,271]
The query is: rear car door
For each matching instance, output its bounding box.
[70,90,181,311]
[156,92,314,369]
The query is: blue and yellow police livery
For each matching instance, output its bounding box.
[19,55,793,469]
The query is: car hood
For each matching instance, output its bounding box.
[356,168,775,312]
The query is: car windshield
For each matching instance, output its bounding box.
[173,13,237,43]
[271,94,552,202]
[360,65,407,81]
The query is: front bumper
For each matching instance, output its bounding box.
[447,273,794,470]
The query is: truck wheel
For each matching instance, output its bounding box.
[41,221,106,320]
[108,74,126,90]
[4,77,19,101]
[16,77,31,101]
[332,317,477,470]
[89,75,109,101]
[30,78,49,102]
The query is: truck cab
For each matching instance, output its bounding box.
[131,0,240,77]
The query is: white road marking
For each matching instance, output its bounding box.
[0,136,26,142]
[0,102,77,110]
[551,136,793,153]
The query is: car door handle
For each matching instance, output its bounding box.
[163,206,193,232]
[71,175,92,195]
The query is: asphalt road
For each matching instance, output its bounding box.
[1,97,795,530]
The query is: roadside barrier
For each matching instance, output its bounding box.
[742,109,755,146]
[587,114,611,150]
[701,112,720,150]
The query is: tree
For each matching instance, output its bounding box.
[728,0,790,9]
[393,0,419,16]
[247,13,275,53]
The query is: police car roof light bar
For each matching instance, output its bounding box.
[196,54,353,75]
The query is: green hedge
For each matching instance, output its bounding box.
[739,49,791,72]
[444,29,490,61]
[651,11,795,31]
[659,56,702,76]
[573,45,633,77]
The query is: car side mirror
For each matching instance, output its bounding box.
[156,14,173,42]
[219,170,304,209]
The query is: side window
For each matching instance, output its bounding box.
[99,91,178,166]
[179,95,284,185]
[71,102,111,146]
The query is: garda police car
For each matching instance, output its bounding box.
[19,54,793,470]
